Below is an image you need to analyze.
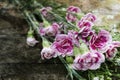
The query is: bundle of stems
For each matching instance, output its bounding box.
[11,0,86,80]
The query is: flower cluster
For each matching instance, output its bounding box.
[29,6,120,71]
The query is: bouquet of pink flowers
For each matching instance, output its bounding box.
[25,5,120,80]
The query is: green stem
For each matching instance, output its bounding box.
[50,11,79,30]
[12,1,86,80]
[35,3,79,31]
[59,56,86,80]
[104,63,112,76]
[59,56,73,80]
[24,11,39,34]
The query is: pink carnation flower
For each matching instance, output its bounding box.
[80,13,96,23]
[106,45,117,60]
[77,20,93,29]
[80,30,94,43]
[40,7,52,16]
[106,41,120,60]
[67,6,81,13]
[89,30,112,53]
[76,13,96,42]
[66,6,81,22]
[77,20,94,43]
[51,34,74,57]
[39,23,60,36]
[73,51,105,71]
[41,47,57,60]
[83,13,96,22]
[66,13,77,22]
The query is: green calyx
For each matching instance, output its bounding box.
[66,56,74,64]
[27,28,34,37]
[42,16,51,27]
[42,37,51,47]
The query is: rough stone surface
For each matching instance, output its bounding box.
[0,4,68,80]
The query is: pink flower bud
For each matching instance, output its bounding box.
[41,47,57,60]
[26,37,39,47]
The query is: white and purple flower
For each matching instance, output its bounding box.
[73,51,105,71]
[106,41,120,60]
[83,13,96,22]
[26,37,39,47]
[51,34,74,57]
[39,23,60,36]
[76,13,96,43]
[89,30,112,53]
[67,6,81,13]
[66,13,77,22]
[77,20,94,43]
[66,6,81,22]
[41,47,57,60]
[77,20,93,29]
